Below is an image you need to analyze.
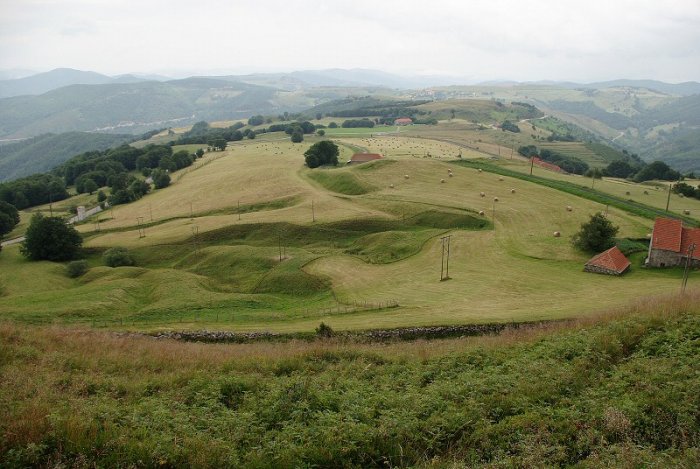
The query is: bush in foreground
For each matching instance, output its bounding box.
[65,260,89,278]
[103,247,135,267]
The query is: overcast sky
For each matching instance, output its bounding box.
[1,0,699,82]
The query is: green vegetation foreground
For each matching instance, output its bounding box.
[2,292,699,467]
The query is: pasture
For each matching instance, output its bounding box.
[1,134,696,332]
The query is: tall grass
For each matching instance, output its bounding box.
[2,290,699,466]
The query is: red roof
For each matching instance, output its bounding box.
[394,118,413,124]
[651,217,683,252]
[585,246,631,274]
[680,226,700,260]
[350,153,382,163]
[531,156,563,173]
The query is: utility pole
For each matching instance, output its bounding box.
[440,235,452,281]
[666,182,673,212]
[137,217,146,238]
[530,157,534,176]
[190,202,193,220]
[312,200,315,223]
[278,231,283,262]
[191,225,199,254]
[681,243,696,294]
[149,204,153,223]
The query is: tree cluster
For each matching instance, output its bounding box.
[341,119,375,128]
[21,213,82,261]
[0,173,68,210]
[176,121,245,146]
[0,201,20,236]
[517,145,589,175]
[304,141,339,168]
[500,120,520,133]
[672,182,700,200]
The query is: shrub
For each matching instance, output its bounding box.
[152,169,171,189]
[21,213,83,261]
[0,201,20,236]
[291,131,304,143]
[572,212,619,253]
[66,260,89,278]
[316,322,334,338]
[103,247,135,267]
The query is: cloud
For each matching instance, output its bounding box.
[0,0,698,82]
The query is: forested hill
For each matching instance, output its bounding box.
[0,78,283,139]
[0,132,134,182]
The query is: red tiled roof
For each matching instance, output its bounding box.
[585,246,631,274]
[531,156,563,173]
[651,217,683,252]
[680,226,700,260]
[350,153,382,162]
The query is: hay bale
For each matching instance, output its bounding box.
[553,231,561,237]
[389,184,394,189]
[477,169,482,173]
[448,173,453,177]
[440,179,446,183]
[625,191,631,195]
[493,197,499,202]
[566,206,573,212]
[404,174,410,179]
[511,189,516,194]
[499,177,504,181]
[480,192,485,197]
[478,210,485,216]
[684,209,690,215]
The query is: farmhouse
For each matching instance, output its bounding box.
[531,156,563,173]
[646,217,700,267]
[584,246,631,276]
[394,118,413,126]
[347,153,383,165]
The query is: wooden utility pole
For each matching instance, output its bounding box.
[440,235,452,281]
[312,200,315,223]
[137,217,146,238]
[530,157,535,176]
[681,243,696,294]
[666,183,672,212]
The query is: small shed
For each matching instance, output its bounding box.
[347,153,383,165]
[394,118,413,126]
[584,246,631,276]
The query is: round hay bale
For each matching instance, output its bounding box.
[480,192,485,197]
[493,197,499,202]
[553,231,561,237]
[684,209,690,215]
[625,191,631,195]
[477,169,482,173]
[478,210,485,216]
[511,189,516,194]
[448,173,453,177]
[499,177,504,181]
[404,174,410,179]
[566,206,573,212]
[389,184,394,189]
[440,178,446,183]
[447,169,452,173]
[646,233,652,239]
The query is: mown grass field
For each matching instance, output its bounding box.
[1,131,697,332]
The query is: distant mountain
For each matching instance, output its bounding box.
[0,68,123,98]
[0,131,134,182]
[0,77,322,138]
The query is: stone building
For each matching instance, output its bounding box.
[584,246,631,275]
[646,217,700,268]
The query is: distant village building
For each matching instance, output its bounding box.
[646,217,700,267]
[394,118,413,126]
[531,156,563,173]
[584,246,631,276]
[348,153,383,165]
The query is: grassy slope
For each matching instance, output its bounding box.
[1,292,699,466]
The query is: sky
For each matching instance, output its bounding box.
[1,0,699,83]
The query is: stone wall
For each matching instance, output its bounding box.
[584,264,626,275]
[648,248,700,268]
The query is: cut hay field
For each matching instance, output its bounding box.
[1,133,697,332]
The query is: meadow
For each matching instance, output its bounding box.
[0,131,696,332]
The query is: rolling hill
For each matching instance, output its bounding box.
[0,132,135,182]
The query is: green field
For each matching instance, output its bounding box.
[1,130,697,332]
